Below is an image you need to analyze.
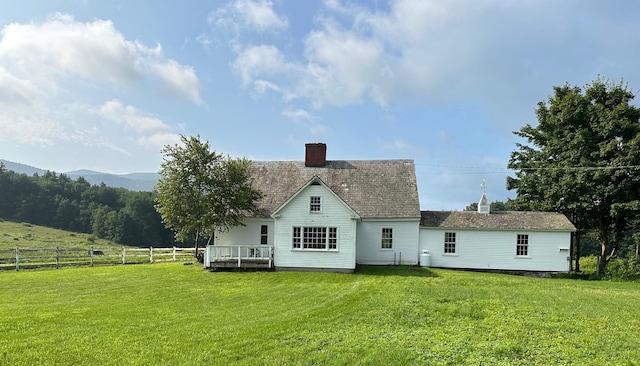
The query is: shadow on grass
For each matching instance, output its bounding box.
[355,265,439,278]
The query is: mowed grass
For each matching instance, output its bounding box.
[0,221,121,250]
[1,264,640,365]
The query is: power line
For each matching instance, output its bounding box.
[414,163,640,173]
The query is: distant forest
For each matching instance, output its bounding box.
[0,163,177,247]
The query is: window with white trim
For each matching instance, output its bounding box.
[293,227,301,249]
[310,196,321,212]
[328,227,337,249]
[260,225,268,245]
[444,232,456,254]
[516,234,529,256]
[381,228,393,249]
[292,226,338,250]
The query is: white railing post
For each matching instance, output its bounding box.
[56,246,60,269]
[122,247,126,265]
[150,247,153,263]
[173,246,176,262]
[90,247,94,267]
[15,248,19,271]
[238,246,242,267]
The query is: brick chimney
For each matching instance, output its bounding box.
[305,143,327,167]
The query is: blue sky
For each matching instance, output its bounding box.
[1,0,639,210]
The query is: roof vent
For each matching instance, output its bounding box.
[305,143,327,167]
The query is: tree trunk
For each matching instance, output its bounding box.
[573,230,582,272]
[596,235,609,276]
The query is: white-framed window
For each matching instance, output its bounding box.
[310,196,321,212]
[444,232,456,254]
[293,227,301,249]
[381,228,393,249]
[328,227,337,250]
[292,226,338,250]
[516,234,529,256]
[260,225,268,245]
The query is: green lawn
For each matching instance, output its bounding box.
[0,221,121,250]
[1,264,639,365]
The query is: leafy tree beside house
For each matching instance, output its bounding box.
[155,135,263,259]
[507,78,640,274]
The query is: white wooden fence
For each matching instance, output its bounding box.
[0,247,203,271]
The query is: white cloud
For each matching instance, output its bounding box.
[253,79,281,94]
[232,44,290,86]
[281,107,329,135]
[137,132,182,150]
[380,138,419,152]
[0,66,40,105]
[93,99,179,150]
[0,13,200,103]
[97,99,171,133]
[0,110,63,145]
[0,13,193,169]
[226,0,640,117]
[152,61,201,104]
[210,0,288,33]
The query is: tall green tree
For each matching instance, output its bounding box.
[155,135,262,255]
[508,79,640,274]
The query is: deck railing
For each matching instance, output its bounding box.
[205,245,274,269]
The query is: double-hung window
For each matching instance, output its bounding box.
[310,196,321,212]
[444,232,456,254]
[260,225,268,245]
[381,228,393,249]
[516,234,529,256]
[292,226,338,250]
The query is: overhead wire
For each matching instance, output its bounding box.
[412,163,640,175]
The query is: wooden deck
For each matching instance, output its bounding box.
[204,245,274,270]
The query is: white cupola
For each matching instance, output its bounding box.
[478,180,490,214]
[478,192,490,214]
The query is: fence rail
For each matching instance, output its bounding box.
[205,245,274,269]
[0,247,202,271]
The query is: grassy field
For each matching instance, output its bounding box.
[1,264,639,365]
[0,221,122,250]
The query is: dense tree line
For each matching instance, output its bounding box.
[0,163,175,247]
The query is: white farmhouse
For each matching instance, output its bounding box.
[204,143,575,273]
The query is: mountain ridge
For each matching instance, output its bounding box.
[0,159,158,192]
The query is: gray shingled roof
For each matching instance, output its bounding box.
[420,211,576,231]
[250,160,420,218]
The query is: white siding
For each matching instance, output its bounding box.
[356,219,420,265]
[274,185,357,270]
[419,228,571,272]
[215,218,274,246]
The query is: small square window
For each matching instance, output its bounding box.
[310,196,321,212]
